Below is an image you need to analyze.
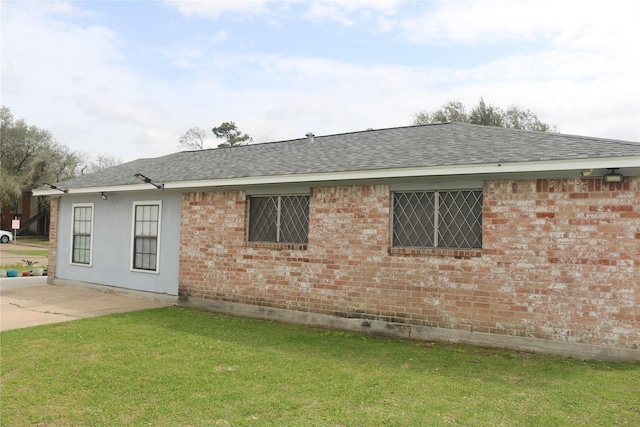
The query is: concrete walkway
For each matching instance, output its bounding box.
[0,277,175,331]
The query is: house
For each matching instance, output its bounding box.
[34,123,640,361]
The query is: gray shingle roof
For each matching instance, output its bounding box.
[50,122,640,189]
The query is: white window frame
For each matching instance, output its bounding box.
[70,203,94,266]
[130,201,162,274]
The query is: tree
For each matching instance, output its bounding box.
[0,106,83,206]
[178,127,208,150]
[1,106,85,234]
[212,121,252,148]
[178,122,253,150]
[412,101,468,125]
[85,154,123,174]
[502,106,554,132]
[468,98,503,127]
[412,98,557,132]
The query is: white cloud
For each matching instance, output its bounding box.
[304,2,356,26]
[291,1,402,31]
[2,0,638,166]
[401,1,552,44]
[1,2,163,160]
[400,0,639,48]
[165,0,270,19]
[164,0,402,31]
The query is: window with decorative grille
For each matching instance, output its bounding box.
[392,190,482,249]
[132,203,160,271]
[248,195,309,244]
[72,204,93,264]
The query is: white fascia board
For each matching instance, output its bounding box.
[70,184,160,194]
[32,156,640,196]
[167,156,640,190]
[33,184,159,196]
[32,189,65,197]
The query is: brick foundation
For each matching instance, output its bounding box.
[179,178,639,359]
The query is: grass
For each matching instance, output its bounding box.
[0,262,47,274]
[1,248,49,258]
[1,307,638,426]
[11,236,50,246]
[1,258,47,273]
[1,241,48,272]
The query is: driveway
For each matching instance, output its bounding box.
[0,277,175,331]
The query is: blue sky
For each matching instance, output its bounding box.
[2,0,639,163]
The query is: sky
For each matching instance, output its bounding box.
[2,0,639,164]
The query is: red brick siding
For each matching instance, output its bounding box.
[47,197,59,283]
[483,178,639,348]
[179,177,639,350]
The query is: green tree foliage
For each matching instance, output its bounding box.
[0,106,83,205]
[412,98,557,132]
[212,121,253,148]
[502,105,555,132]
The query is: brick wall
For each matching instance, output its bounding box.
[47,197,59,284]
[179,177,639,353]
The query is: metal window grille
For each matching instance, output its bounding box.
[393,190,482,249]
[72,206,92,264]
[438,190,483,249]
[248,195,309,244]
[133,204,159,271]
[392,192,436,247]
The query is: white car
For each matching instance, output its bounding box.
[0,230,13,244]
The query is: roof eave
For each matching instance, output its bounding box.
[32,183,163,196]
[32,156,640,196]
[163,156,640,189]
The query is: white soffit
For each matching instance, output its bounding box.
[33,156,640,196]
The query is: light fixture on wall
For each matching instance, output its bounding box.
[580,169,593,177]
[134,173,164,190]
[100,192,108,200]
[44,183,68,193]
[603,168,624,184]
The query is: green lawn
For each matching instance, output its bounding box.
[1,249,49,258]
[1,307,638,426]
[1,242,48,272]
[11,236,50,246]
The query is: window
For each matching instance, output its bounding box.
[248,195,309,244]
[132,202,161,272]
[392,190,482,249]
[71,203,93,265]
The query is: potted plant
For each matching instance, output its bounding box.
[22,259,44,276]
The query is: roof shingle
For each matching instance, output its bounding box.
[51,122,640,189]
